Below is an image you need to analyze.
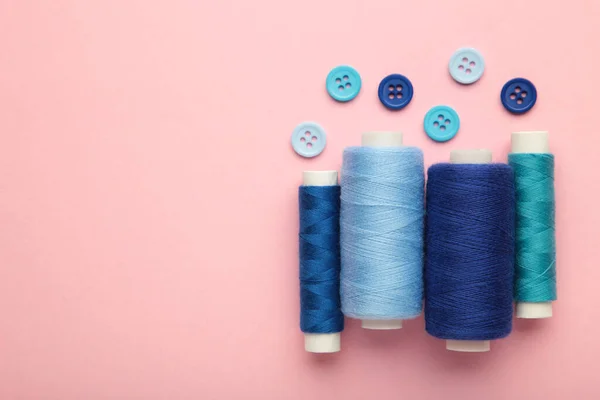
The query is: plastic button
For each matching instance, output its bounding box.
[501,78,537,114]
[291,122,327,158]
[424,105,460,142]
[449,48,485,84]
[378,74,413,110]
[326,66,362,102]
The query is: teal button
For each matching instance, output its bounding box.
[326,65,361,102]
[424,106,460,142]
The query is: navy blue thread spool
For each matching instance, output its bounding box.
[299,171,343,353]
[425,150,515,352]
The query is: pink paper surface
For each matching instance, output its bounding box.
[1,1,599,399]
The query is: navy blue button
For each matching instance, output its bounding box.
[378,74,413,110]
[501,78,537,114]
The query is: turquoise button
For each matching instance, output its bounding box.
[326,65,361,102]
[424,106,460,142]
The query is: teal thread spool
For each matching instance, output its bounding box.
[509,131,556,319]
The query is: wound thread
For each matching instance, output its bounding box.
[508,153,557,302]
[299,185,344,334]
[340,147,425,320]
[425,164,515,340]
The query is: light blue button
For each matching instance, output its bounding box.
[424,106,460,142]
[449,48,485,84]
[326,65,361,102]
[291,122,327,158]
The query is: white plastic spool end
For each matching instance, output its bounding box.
[446,340,490,352]
[361,319,403,330]
[358,131,404,330]
[510,131,553,319]
[516,302,553,319]
[361,131,403,147]
[304,333,341,353]
[302,170,341,353]
[511,131,549,154]
[446,149,493,352]
[302,170,338,187]
[450,149,493,164]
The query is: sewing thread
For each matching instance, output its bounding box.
[508,154,557,302]
[425,164,515,340]
[299,185,344,334]
[340,147,424,320]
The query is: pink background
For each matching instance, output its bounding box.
[1,1,599,399]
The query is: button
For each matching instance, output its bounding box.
[326,66,362,102]
[378,74,413,110]
[501,78,537,114]
[291,122,327,158]
[424,105,460,142]
[449,48,485,84]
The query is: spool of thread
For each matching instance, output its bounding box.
[509,131,556,319]
[299,171,344,353]
[340,132,424,330]
[425,150,515,352]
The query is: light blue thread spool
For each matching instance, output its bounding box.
[340,132,425,329]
